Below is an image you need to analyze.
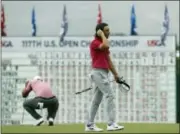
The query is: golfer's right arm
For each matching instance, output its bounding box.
[22,81,32,98]
[98,32,109,50]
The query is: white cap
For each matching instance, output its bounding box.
[33,76,42,81]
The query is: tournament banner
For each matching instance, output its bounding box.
[1,36,175,52]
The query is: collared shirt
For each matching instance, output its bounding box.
[90,37,110,69]
[22,80,55,98]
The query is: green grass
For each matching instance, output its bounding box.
[1,123,179,133]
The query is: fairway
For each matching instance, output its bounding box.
[1,123,179,133]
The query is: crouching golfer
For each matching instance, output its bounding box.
[22,76,59,126]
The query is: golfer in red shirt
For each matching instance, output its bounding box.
[85,23,124,132]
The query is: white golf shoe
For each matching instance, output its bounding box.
[34,117,44,126]
[85,124,103,132]
[48,118,54,126]
[107,122,124,131]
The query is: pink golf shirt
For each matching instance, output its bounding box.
[22,80,55,98]
[90,37,110,69]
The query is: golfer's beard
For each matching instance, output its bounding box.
[105,35,109,39]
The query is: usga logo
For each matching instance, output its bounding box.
[1,40,13,47]
[147,40,165,47]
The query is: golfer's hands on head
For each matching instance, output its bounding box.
[97,29,104,37]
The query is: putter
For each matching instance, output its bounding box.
[75,77,130,95]
[21,98,26,124]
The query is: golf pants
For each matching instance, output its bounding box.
[87,68,116,124]
[23,96,59,120]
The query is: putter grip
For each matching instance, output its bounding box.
[75,92,81,94]
[117,77,130,89]
[75,87,92,95]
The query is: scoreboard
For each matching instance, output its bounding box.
[1,36,176,124]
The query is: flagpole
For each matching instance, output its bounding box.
[59,4,68,44]
[97,3,102,24]
[32,7,37,37]
[1,4,7,36]
[160,4,169,45]
[130,4,137,36]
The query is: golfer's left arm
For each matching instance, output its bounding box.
[107,55,119,80]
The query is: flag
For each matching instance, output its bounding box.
[31,7,37,36]
[1,5,7,36]
[97,4,102,24]
[160,4,169,45]
[60,4,68,42]
[130,4,138,35]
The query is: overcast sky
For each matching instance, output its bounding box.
[2,1,179,41]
